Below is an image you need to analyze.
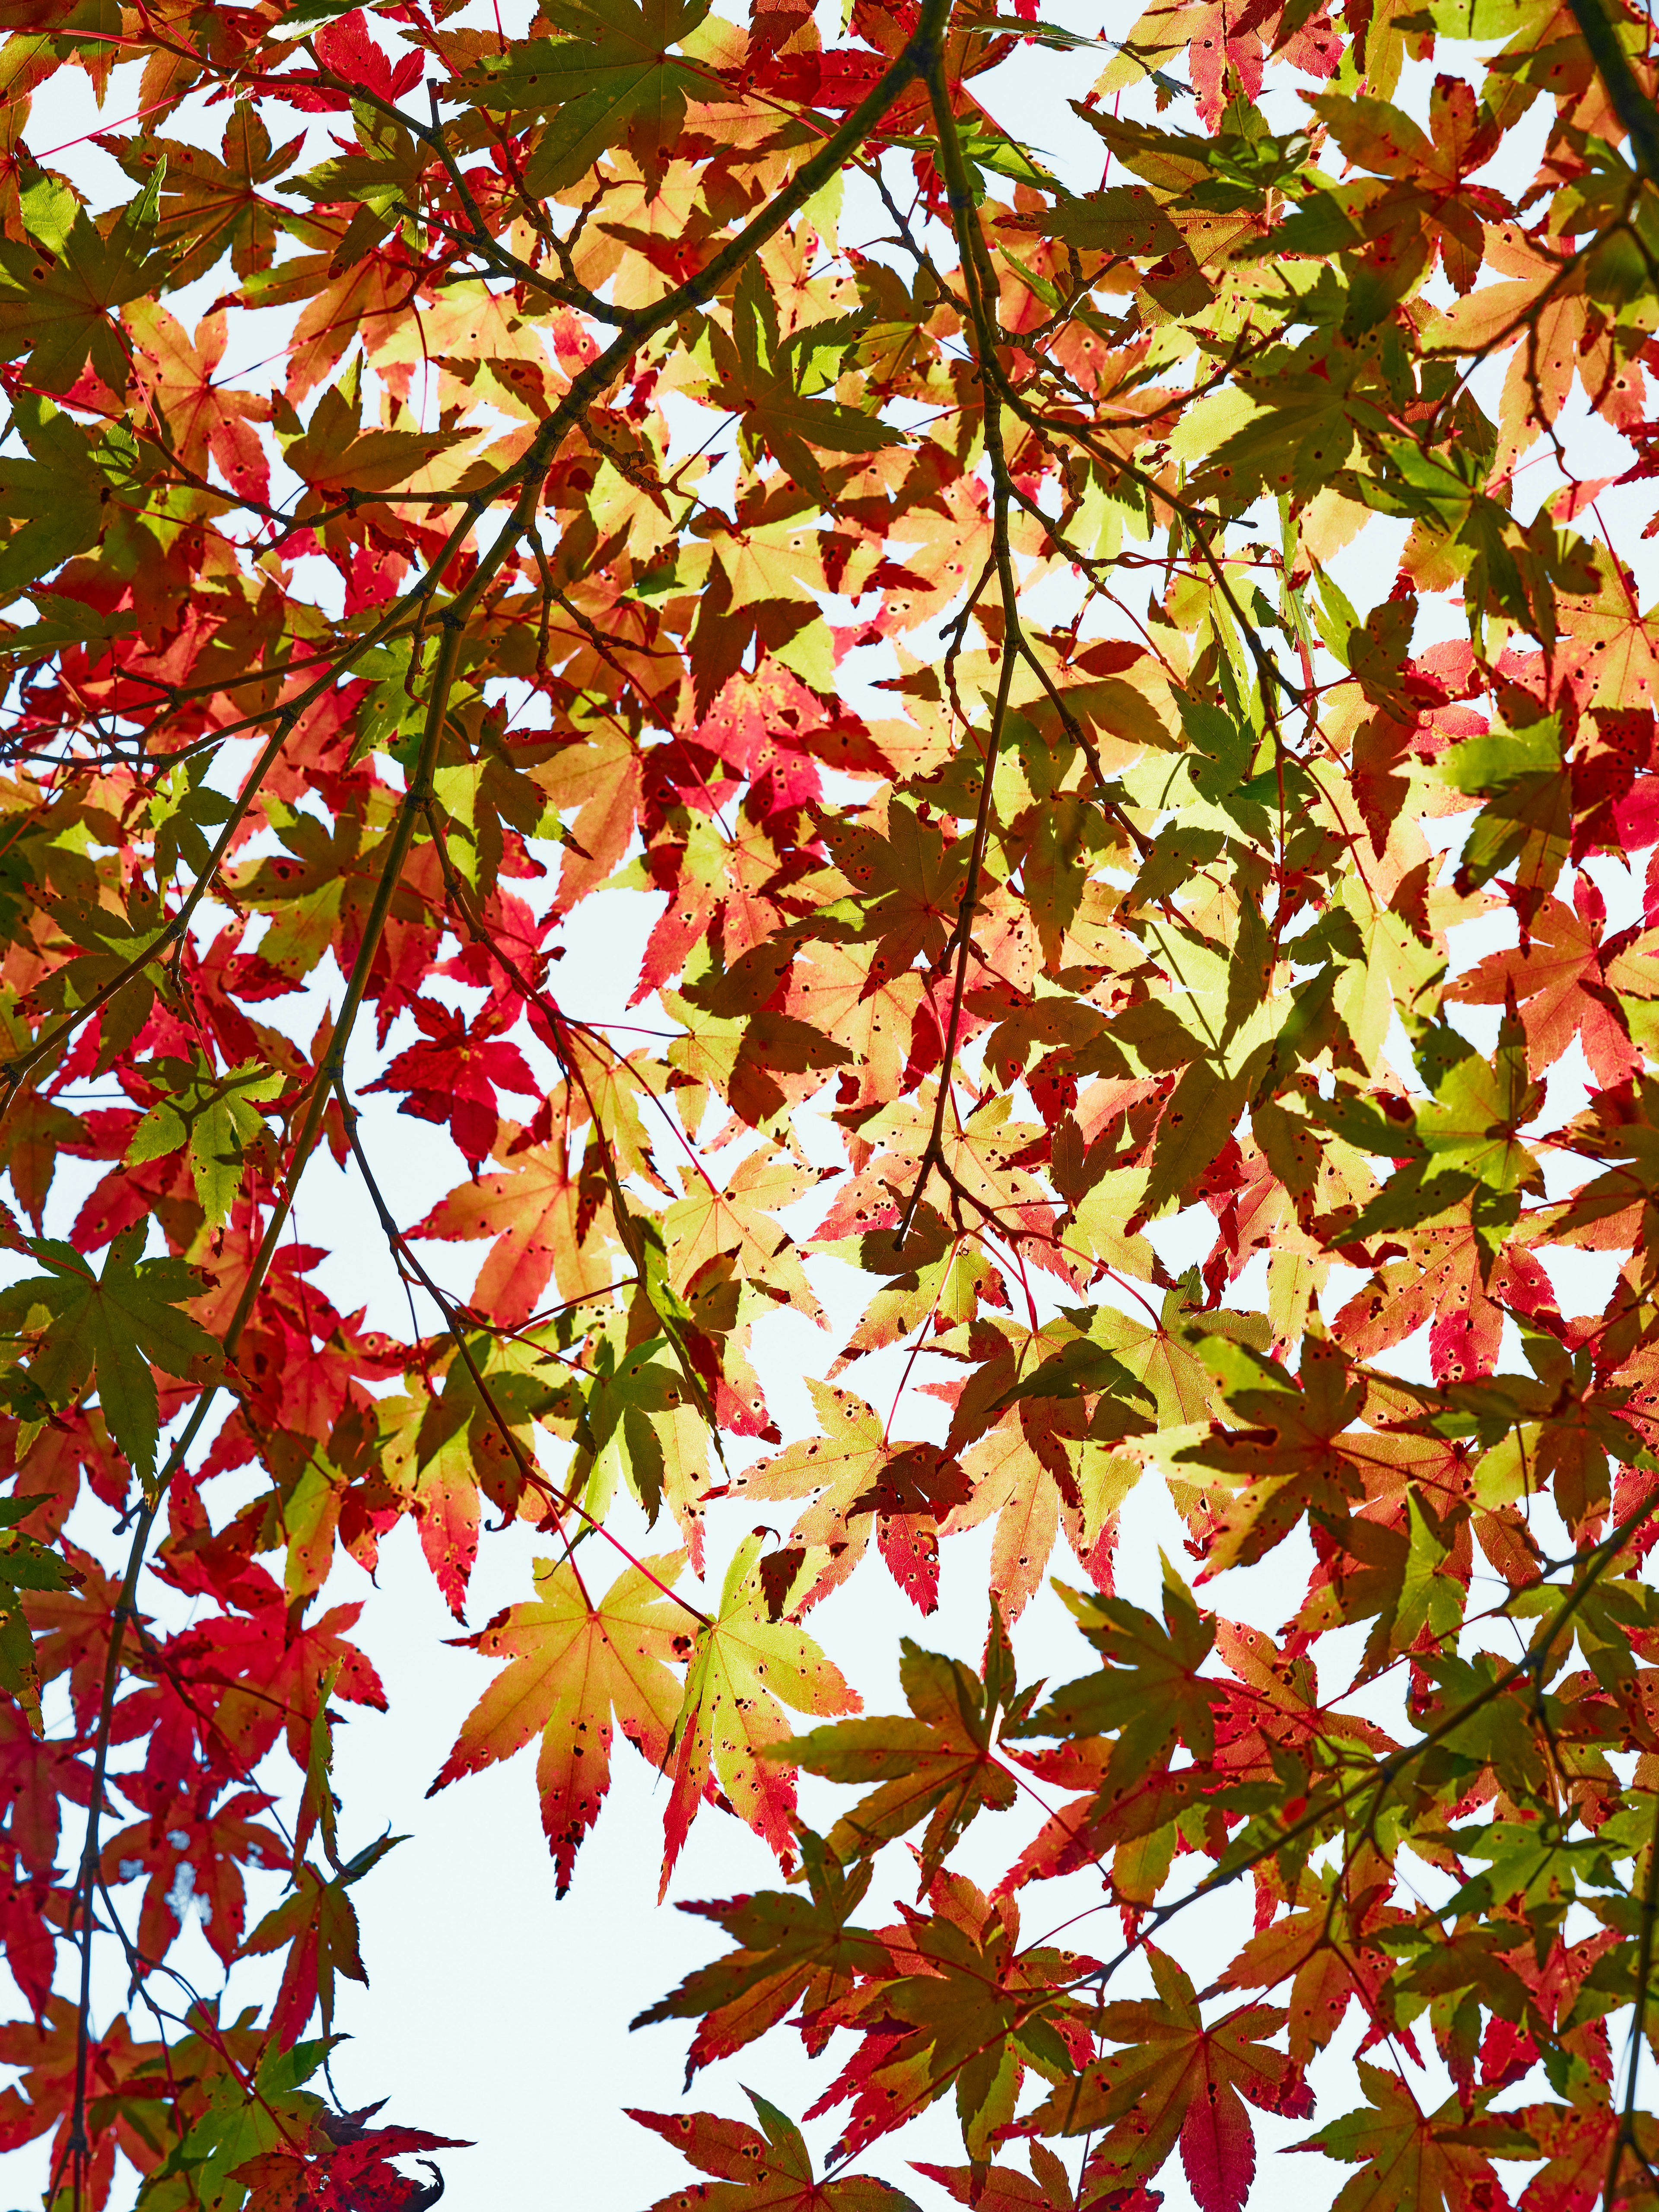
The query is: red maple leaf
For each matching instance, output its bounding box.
[100,1770,289,1966]
[365,990,540,1168]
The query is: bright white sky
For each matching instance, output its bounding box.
[4,5,1657,2208]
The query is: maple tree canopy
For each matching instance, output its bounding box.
[7,0,1659,2203]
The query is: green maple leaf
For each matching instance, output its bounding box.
[1338,1014,1543,1241]
[1292,2061,1535,2212]
[820,799,969,987]
[223,801,362,980]
[1031,184,1184,257]
[575,1329,694,1526]
[0,1224,219,1480]
[463,0,712,194]
[132,2031,335,2209]
[0,200,170,394]
[661,1533,858,1894]
[1004,1559,1217,1788]
[769,1611,1034,1883]
[697,263,905,499]
[147,754,237,882]
[1176,1330,1371,1573]
[631,1827,886,2080]
[126,1053,286,1229]
[0,1494,75,1732]
[1432,1815,1609,1918]
[243,1834,402,2040]
[1195,368,1364,510]
[293,108,427,226]
[1408,1648,1551,1798]
[1440,711,1573,908]
[1414,1029,1544,1192]
[0,395,111,600]
[113,108,302,285]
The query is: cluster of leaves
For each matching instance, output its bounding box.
[2,0,1659,2202]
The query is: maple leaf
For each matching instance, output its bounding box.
[1214,1861,1416,2062]
[127,300,271,502]
[773,1611,1030,1884]
[1176,1329,1370,1573]
[573,1242,728,1534]
[632,2092,920,2212]
[410,1143,615,1324]
[1449,884,1640,1088]
[0,1697,89,1878]
[233,2118,468,2212]
[694,264,906,499]
[0,199,170,393]
[1028,184,1185,259]
[1306,79,1503,292]
[220,800,374,981]
[661,1533,858,1894]
[1439,711,1573,922]
[1551,543,1659,715]
[0,393,117,603]
[1292,2062,1537,2212]
[1194,365,1361,509]
[462,0,712,191]
[100,1774,289,1967]
[243,1834,402,2048]
[824,1212,1006,1373]
[108,108,301,286]
[0,1225,218,1479]
[1324,1014,1545,1248]
[0,1853,56,2022]
[942,1417,1101,1626]
[0,1993,163,2187]
[364,993,540,1169]
[632,1827,887,2079]
[723,1376,971,1613]
[1332,1219,1549,1387]
[0,1090,84,1235]
[1023,1946,1312,2212]
[818,799,969,995]
[1345,595,1449,720]
[663,1144,826,1323]
[1004,1560,1220,1796]
[279,366,478,502]
[429,1550,688,1894]
[125,1053,286,1229]
[255,9,426,112]
[1514,2097,1659,2212]
[923,1316,1155,1617]
[143,1585,388,1774]
[0,1498,75,1732]
[807,1871,1094,2161]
